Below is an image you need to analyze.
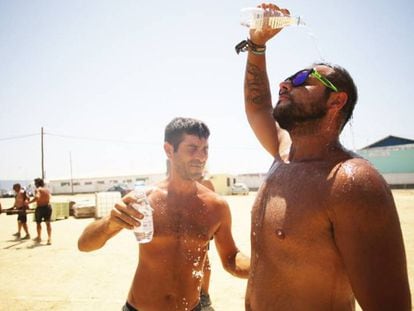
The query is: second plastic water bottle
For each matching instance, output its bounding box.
[132,190,153,243]
[240,8,305,30]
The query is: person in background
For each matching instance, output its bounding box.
[30,178,52,245]
[78,117,250,311]
[239,3,411,310]
[11,183,30,240]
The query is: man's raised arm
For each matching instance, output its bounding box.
[242,3,290,158]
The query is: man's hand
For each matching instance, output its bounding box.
[78,194,146,252]
[107,194,144,232]
[249,3,290,46]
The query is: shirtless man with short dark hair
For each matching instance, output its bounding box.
[78,117,249,311]
[30,178,52,244]
[11,183,30,239]
[240,3,411,310]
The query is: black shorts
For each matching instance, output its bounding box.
[17,212,27,223]
[35,205,52,223]
[122,301,202,311]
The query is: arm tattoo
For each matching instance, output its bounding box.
[245,61,271,106]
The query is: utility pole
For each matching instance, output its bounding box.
[70,152,74,195]
[41,127,45,179]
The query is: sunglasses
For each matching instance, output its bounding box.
[285,68,338,92]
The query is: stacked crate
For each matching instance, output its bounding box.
[95,191,121,218]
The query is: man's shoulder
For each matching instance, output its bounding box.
[329,157,391,204]
[199,179,215,192]
[197,185,227,206]
[335,157,383,182]
[38,187,50,194]
[146,184,167,200]
[327,157,399,232]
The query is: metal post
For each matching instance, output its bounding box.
[70,152,74,195]
[41,127,45,179]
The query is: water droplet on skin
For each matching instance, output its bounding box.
[341,162,357,182]
[275,229,285,239]
[192,270,204,279]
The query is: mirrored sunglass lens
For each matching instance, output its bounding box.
[292,70,311,86]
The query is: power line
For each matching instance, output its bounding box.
[0,133,39,142]
[0,131,260,150]
[44,132,260,150]
[44,132,159,145]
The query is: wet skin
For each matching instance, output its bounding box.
[247,152,353,310]
[128,183,229,310]
[243,16,410,307]
[246,152,409,311]
[78,134,249,311]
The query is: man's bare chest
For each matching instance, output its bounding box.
[151,199,217,242]
[252,162,335,242]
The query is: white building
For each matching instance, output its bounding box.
[49,173,166,194]
[236,173,267,191]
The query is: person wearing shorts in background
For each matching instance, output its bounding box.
[30,178,52,245]
[11,183,31,240]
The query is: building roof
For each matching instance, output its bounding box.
[361,135,414,149]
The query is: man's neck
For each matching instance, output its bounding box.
[167,173,198,195]
[284,115,345,162]
[287,133,343,162]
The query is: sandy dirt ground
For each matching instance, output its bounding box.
[0,190,413,311]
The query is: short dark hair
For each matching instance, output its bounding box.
[13,183,21,190]
[34,178,44,187]
[164,117,210,151]
[314,62,358,131]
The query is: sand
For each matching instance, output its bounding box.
[0,190,413,311]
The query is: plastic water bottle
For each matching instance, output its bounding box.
[240,8,305,30]
[131,190,153,243]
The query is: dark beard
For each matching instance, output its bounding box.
[272,100,328,131]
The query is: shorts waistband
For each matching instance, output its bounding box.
[122,301,202,311]
[122,301,138,311]
[37,204,51,208]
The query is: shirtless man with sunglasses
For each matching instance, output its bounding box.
[239,3,411,310]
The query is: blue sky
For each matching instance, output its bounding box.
[1,0,413,180]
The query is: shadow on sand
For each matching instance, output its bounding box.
[3,238,49,250]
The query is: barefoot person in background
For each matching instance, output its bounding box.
[30,178,52,245]
[239,3,411,310]
[11,183,30,240]
[78,117,250,311]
